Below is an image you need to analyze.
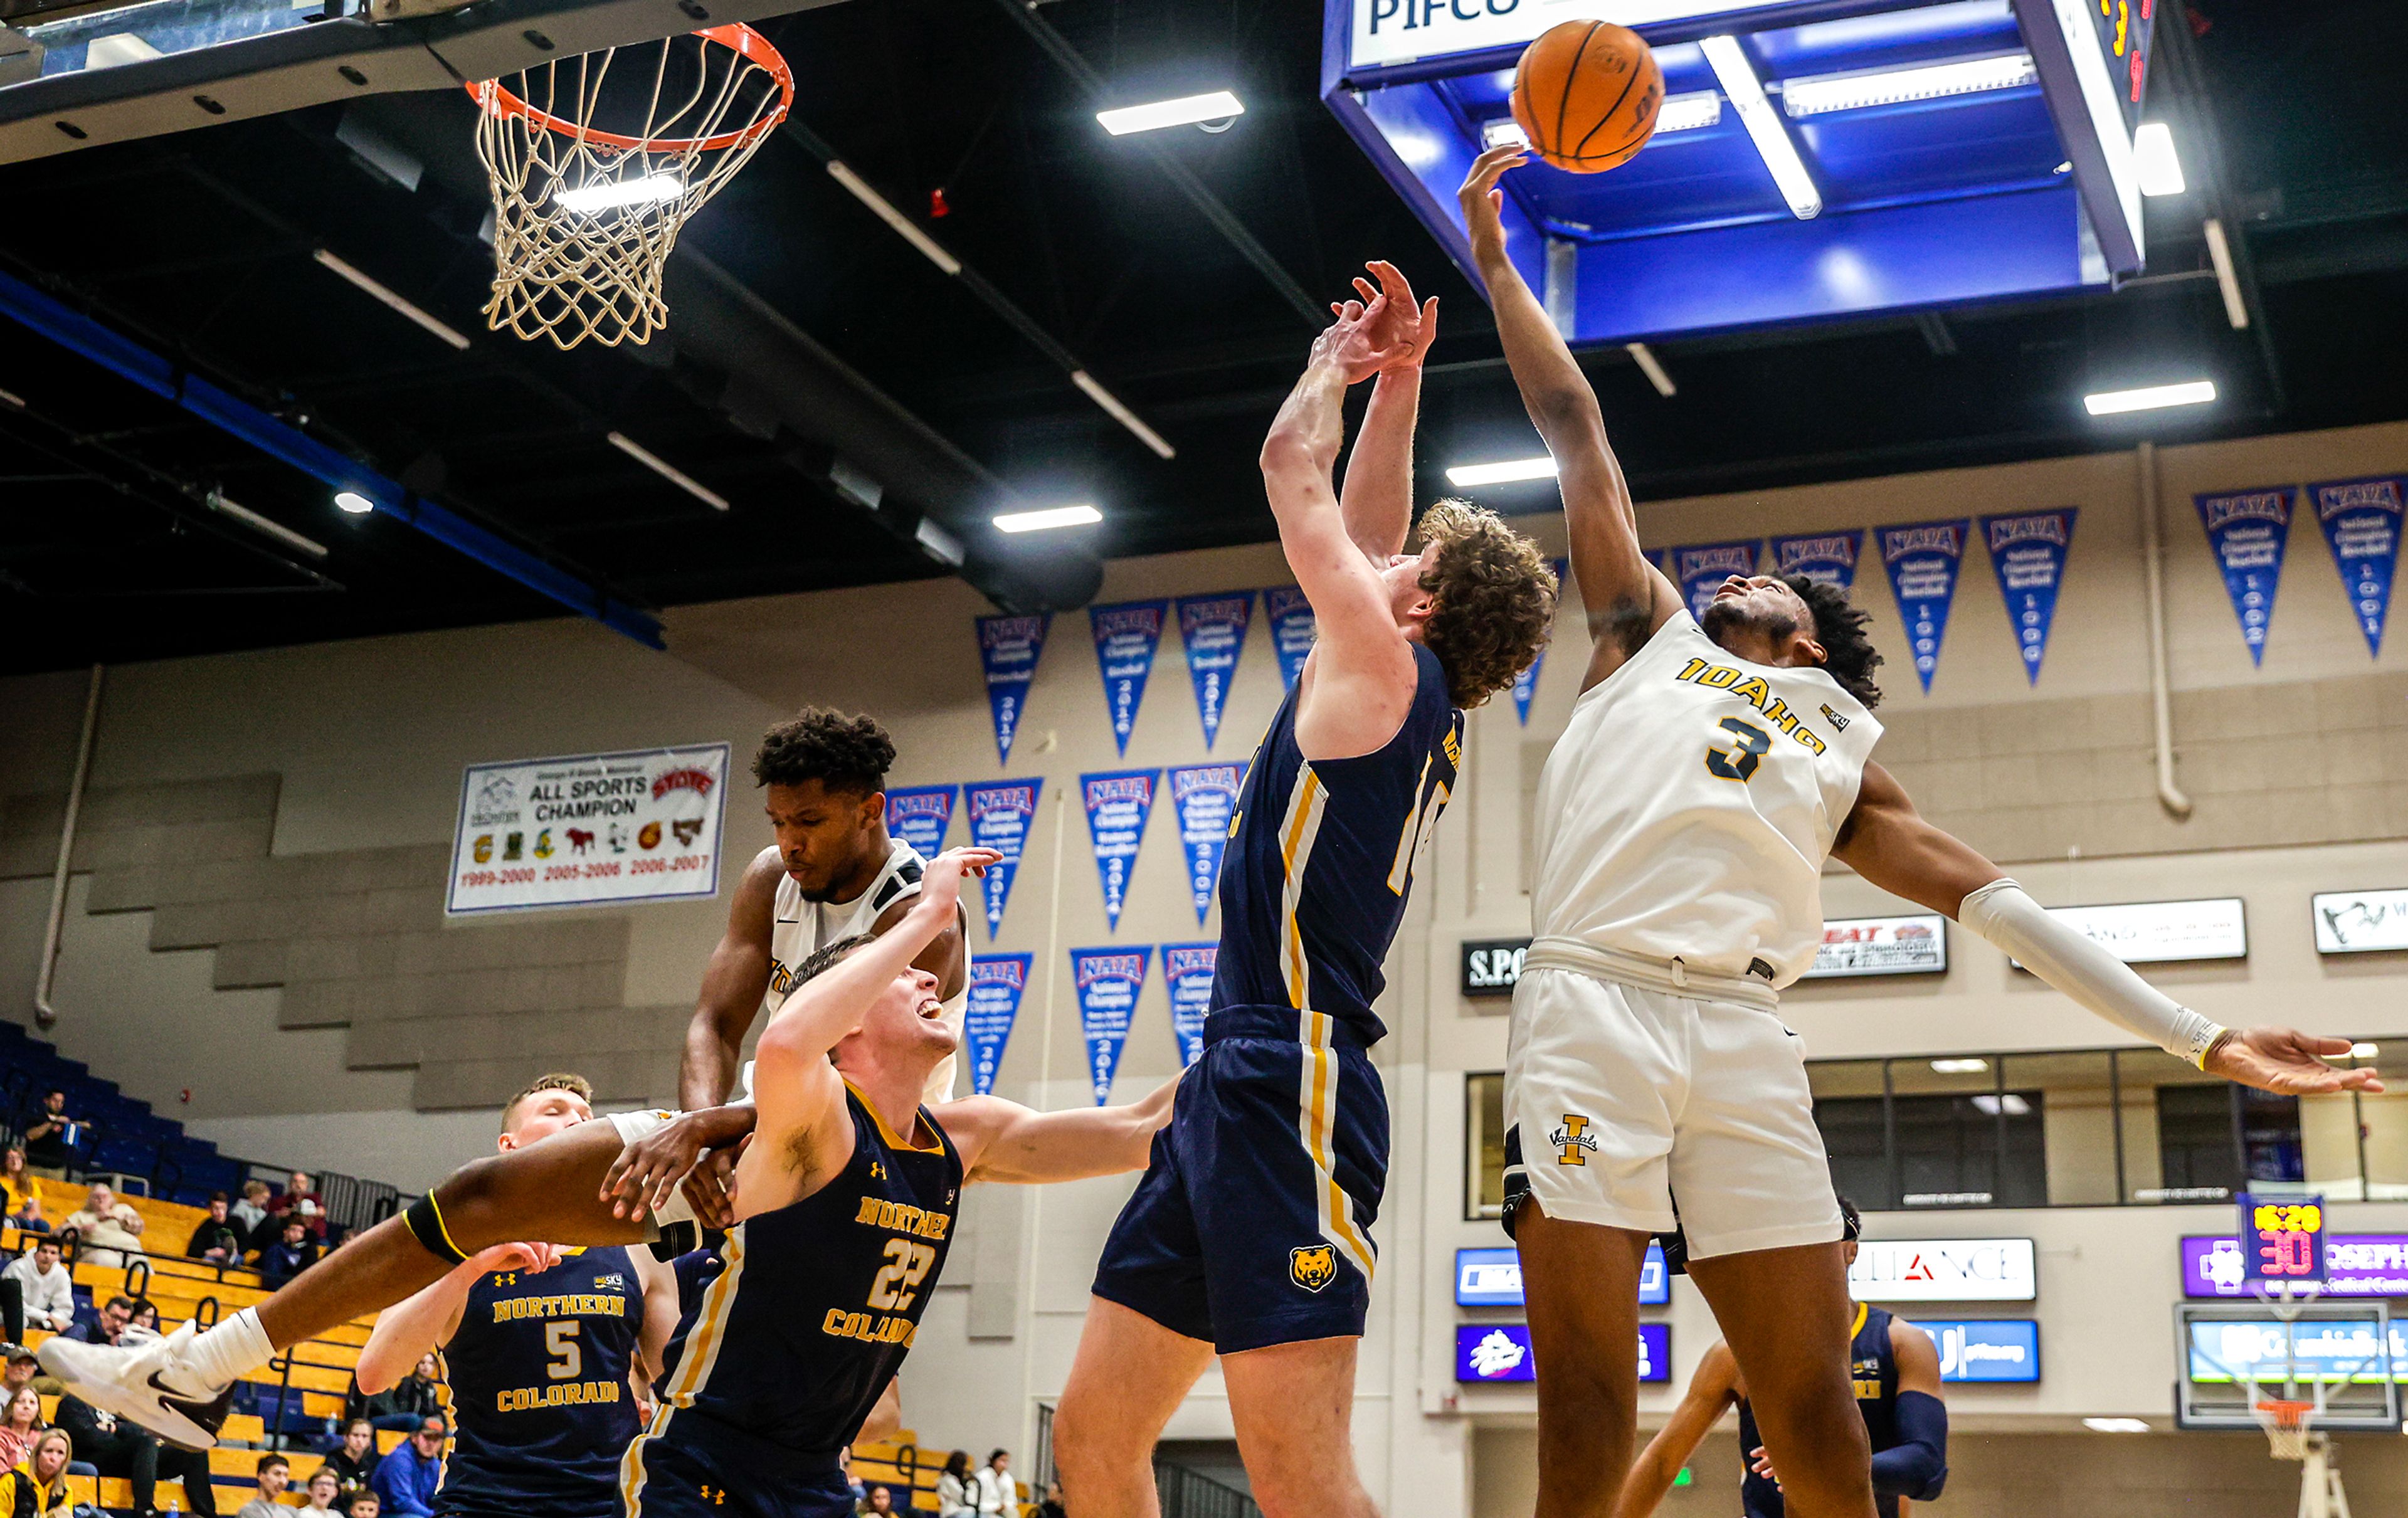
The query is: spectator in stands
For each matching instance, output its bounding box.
[54,1391,219,1518]
[3,1347,39,1402]
[259,1218,317,1287]
[62,1184,143,1269]
[969,1451,1015,1517]
[235,1453,290,1518]
[0,1427,72,1518]
[367,1415,446,1518]
[298,1468,343,1518]
[0,1384,46,1470]
[68,1296,137,1348]
[1,1148,29,1215]
[1,1243,73,1332]
[271,1173,329,1243]
[127,1301,159,1334]
[17,1094,78,1179]
[186,1194,243,1264]
[1035,1483,1066,1518]
[346,1492,380,1518]
[360,1354,442,1433]
[859,1487,895,1517]
[8,1191,49,1237]
[322,1420,379,1497]
[229,1181,273,1252]
[935,1452,972,1517]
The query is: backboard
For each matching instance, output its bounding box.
[2173,1298,2405,1434]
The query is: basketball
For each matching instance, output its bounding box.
[1510,19,1664,174]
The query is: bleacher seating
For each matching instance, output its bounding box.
[0,1018,243,1203]
[852,1431,946,1514]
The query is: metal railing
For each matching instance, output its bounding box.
[1032,1406,1262,1518]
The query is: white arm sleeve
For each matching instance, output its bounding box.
[1958,879,2226,1067]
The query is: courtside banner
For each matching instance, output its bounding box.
[884,786,954,859]
[1772,530,1862,590]
[964,954,1031,1097]
[1175,593,1254,749]
[1090,600,1168,757]
[1265,585,1318,690]
[1850,1238,2036,1302]
[447,743,729,915]
[1167,763,1241,924]
[2195,488,2293,667]
[1980,510,2077,685]
[1081,769,1159,932]
[1878,520,1970,693]
[964,780,1041,941]
[976,614,1049,765]
[2310,475,2404,659]
[1509,559,1571,725]
[1163,942,1217,1068]
[1071,946,1150,1104]
[1664,540,1763,622]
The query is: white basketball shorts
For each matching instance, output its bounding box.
[1503,966,1842,1260]
[604,1108,699,1229]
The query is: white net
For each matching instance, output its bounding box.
[469,24,791,349]
[2256,1400,2317,1461]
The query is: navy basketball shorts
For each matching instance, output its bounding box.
[1092,1003,1389,1354]
[624,1413,854,1518]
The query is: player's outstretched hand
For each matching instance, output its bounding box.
[2208,1028,2385,1095]
[467,1241,559,1276]
[1456,144,1528,260]
[603,1105,758,1223]
[678,1136,746,1231]
[1308,294,1415,386]
[920,846,1001,915]
[1747,1445,1782,1489]
[1334,261,1436,373]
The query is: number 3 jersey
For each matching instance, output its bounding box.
[1529,609,1882,991]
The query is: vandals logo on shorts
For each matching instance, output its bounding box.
[1551,1114,1598,1166]
[1289,1245,1337,1293]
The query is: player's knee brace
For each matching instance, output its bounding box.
[403,1190,470,1265]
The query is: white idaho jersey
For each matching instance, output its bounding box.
[762,836,966,1103]
[1530,611,1883,989]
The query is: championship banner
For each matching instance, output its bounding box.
[964,780,1042,941]
[884,785,954,859]
[1166,764,1242,924]
[2194,488,2293,666]
[976,614,1049,765]
[1080,769,1159,931]
[1090,600,1168,757]
[1265,585,1318,690]
[1510,557,1571,726]
[1070,946,1151,1104]
[1162,942,1217,1068]
[1664,540,1763,621]
[1878,520,1971,693]
[1175,593,1254,749]
[447,743,730,915]
[1980,510,2077,685]
[2310,476,2404,659]
[1771,530,1862,590]
[963,954,1030,1097]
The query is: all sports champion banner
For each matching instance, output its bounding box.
[447,743,730,915]
[976,614,1048,765]
[2195,488,2293,666]
[1772,530,1862,590]
[1166,764,1241,924]
[884,786,954,858]
[1162,942,1218,1068]
[1980,510,2077,685]
[1090,600,1167,756]
[1265,586,1318,690]
[1081,769,1159,931]
[1070,946,1151,1104]
[963,954,1030,1097]
[2310,476,2404,659]
[1510,558,1571,725]
[1175,593,1254,749]
[1664,540,1763,621]
[1879,520,1970,693]
[964,780,1041,940]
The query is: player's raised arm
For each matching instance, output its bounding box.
[679,849,783,1110]
[939,1073,1181,1186]
[1835,761,2384,1097]
[1613,1341,1740,1518]
[1459,144,1676,685]
[1334,262,1437,562]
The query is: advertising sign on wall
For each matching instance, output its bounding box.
[447,744,729,915]
[1455,1322,1672,1384]
[2184,1235,2408,1300]
[2039,899,2247,964]
[2313,890,2408,954]
[1849,1238,2037,1302]
[2185,1316,2407,1385]
[1921,1320,2042,1383]
[1802,915,1948,979]
[1457,1244,1669,1308]
[1462,937,1530,998]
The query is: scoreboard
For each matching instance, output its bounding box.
[2239,1193,2328,1285]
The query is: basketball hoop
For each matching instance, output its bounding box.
[2254,1398,2318,1462]
[466,24,795,349]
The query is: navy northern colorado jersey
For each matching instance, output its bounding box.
[1738,1303,1902,1518]
[438,1246,646,1518]
[644,1084,961,1462]
[1212,641,1462,1040]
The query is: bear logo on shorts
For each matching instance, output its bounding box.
[1289,1245,1337,1293]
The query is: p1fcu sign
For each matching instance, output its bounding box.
[1849,1238,2037,1303]
[447,744,729,915]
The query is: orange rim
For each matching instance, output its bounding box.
[463,24,794,155]
[2257,1399,2317,1428]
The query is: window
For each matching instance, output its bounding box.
[1466,1073,1506,1220]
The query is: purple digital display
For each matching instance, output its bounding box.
[1455,1323,1670,1384]
[2182,1234,2408,1299]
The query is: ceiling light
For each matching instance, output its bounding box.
[2084,1418,2150,1433]
[1654,90,1724,134]
[333,491,375,515]
[2203,218,2248,330]
[2352,1042,2380,1059]
[554,174,684,215]
[1070,371,1176,460]
[1930,1058,1988,1074]
[2084,380,2215,416]
[1097,90,1245,136]
[1971,1093,2032,1116]
[915,516,966,568]
[2134,122,2185,196]
[606,431,729,512]
[826,161,962,277]
[1446,456,1557,488]
[311,250,470,351]
[995,503,1102,533]
[1700,36,1821,220]
[1627,343,1677,398]
[1780,52,2037,117]
[206,491,329,559]
[1482,119,1529,150]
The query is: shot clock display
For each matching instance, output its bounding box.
[2239,1193,2328,1283]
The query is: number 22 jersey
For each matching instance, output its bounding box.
[1529,609,1882,989]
